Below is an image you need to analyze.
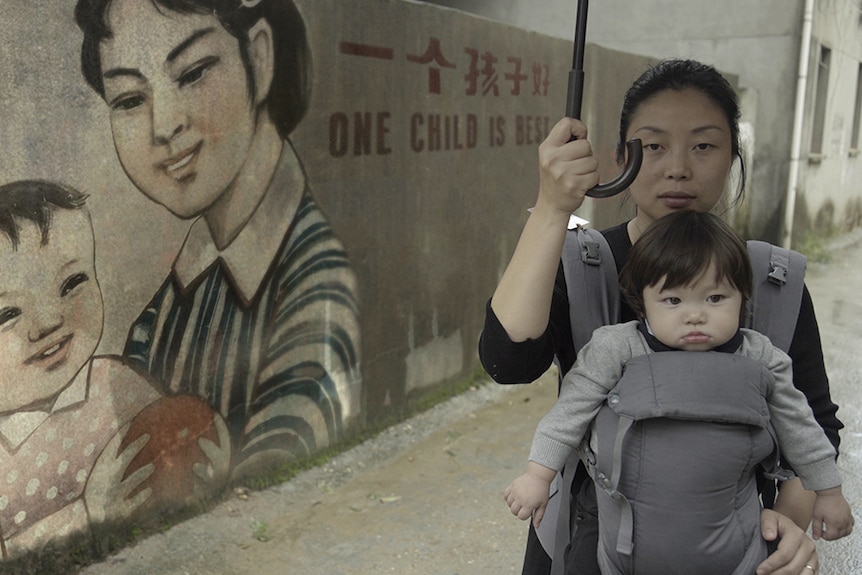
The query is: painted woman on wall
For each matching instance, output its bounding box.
[75,0,361,481]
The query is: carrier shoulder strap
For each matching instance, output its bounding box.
[746,240,807,353]
[561,227,620,353]
[541,227,619,574]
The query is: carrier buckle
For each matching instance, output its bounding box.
[768,262,787,285]
[581,239,601,266]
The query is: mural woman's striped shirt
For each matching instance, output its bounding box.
[125,146,360,478]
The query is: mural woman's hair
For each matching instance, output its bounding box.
[74,0,311,139]
[0,180,89,250]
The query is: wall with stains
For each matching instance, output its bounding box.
[0,0,645,568]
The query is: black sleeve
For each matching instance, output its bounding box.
[478,265,577,384]
[787,285,843,453]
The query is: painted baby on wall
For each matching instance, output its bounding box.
[0,180,228,559]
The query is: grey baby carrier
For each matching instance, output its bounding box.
[536,226,807,574]
[591,351,785,574]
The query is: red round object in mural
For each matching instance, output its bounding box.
[121,394,223,510]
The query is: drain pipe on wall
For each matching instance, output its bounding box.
[782,0,816,249]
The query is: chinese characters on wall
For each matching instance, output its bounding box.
[329,37,553,157]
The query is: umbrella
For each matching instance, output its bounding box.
[568,0,643,198]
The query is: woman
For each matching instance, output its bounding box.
[480,59,842,575]
[75,0,361,481]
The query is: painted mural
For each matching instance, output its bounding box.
[0,0,580,568]
[1,0,360,563]
[74,0,361,482]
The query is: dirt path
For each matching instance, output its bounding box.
[80,373,558,575]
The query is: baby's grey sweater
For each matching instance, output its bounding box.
[530,321,840,492]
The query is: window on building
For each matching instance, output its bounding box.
[851,62,862,152]
[810,45,831,155]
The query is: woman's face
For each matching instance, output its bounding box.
[625,88,734,229]
[98,0,259,219]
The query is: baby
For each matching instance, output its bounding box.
[503,210,853,574]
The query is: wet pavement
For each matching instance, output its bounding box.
[807,231,862,573]
[77,231,862,575]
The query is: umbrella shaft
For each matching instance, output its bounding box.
[568,0,589,119]
[566,69,584,119]
[572,0,588,71]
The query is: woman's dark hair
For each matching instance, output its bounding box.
[617,59,746,204]
[0,180,89,249]
[75,0,310,138]
[620,210,752,324]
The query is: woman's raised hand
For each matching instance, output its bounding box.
[490,119,600,341]
[535,117,600,218]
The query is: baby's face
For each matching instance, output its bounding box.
[0,209,103,412]
[642,263,742,351]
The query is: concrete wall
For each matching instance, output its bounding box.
[291,0,567,417]
[0,0,645,569]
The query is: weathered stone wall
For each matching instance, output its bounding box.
[0,0,647,567]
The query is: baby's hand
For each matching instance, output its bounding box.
[812,486,854,540]
[503,472,552,528]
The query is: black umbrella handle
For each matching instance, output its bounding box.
[567,0,642,198]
